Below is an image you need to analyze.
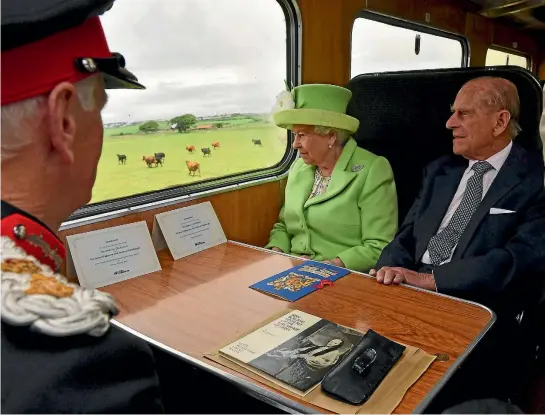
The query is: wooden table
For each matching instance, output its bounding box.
[101,241,494,414]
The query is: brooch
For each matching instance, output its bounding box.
[351,165,364,172]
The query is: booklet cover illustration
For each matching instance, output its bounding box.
[219,310,364,395]
[250,261,350,301]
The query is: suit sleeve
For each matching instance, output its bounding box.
[265,204,292,253]
[374,165,429,269]
[336,156,399,272]
[434,189,545,305]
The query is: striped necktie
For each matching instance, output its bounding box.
[427,161,494,266]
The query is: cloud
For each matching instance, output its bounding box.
[100,0,287,123]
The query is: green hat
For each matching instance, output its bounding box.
[272,84,360,134]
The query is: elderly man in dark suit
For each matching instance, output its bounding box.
[1,0,164,412]
[370,76,545,405]
[371,76,545,311]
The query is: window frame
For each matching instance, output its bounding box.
[65,0,301,223]
[485,45,531,70]
[350,10,470,76]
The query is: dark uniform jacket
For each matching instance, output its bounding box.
[1,201,164,413]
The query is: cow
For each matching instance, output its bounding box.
[142,155,157,167]
[211,141,220,149]
[185,160,201,176]
[154,152,165,161]
[201,147,211,157]
[186,145,196,153]
[252,139,263,146]
[117,154,127,164]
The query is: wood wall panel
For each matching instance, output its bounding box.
[491,24,540,72]
[59,181,283,277]
[365,0,413,21]
[406,0,468,35]
[539,55,545,80]
[298,0,349,85]
[465,13,493,67]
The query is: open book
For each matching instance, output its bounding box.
[219,310,364,396]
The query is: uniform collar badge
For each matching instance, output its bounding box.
[1,213,65,273]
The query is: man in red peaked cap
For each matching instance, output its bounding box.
[1,0,164,412]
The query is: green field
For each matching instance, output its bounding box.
[91,121,287,203]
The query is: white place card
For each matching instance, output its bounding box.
[66,221,162,289]
[152,201,227,259]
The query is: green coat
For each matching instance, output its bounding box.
[265,138,398,272]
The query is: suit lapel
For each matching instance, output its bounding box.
[304,139,358,208]
[415,161,466,260]
[452,144,527,259]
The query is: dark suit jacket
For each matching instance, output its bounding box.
[1,201,164,413]
[1,323,164,413]
[376,143,545,315]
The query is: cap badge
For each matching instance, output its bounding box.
[13,224,26,240]
[81,58,97,73]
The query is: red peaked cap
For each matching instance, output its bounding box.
[1,16,112,106]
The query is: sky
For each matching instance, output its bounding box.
[100,0,287,124]
[99,0,516,125]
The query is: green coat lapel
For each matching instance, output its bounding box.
[288,161,315,216]
[304,138,359,208]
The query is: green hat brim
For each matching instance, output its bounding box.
[273,108,360,134]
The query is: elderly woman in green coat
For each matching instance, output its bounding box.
[265,84,398,272]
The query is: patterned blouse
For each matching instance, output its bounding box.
[308,168,331,199]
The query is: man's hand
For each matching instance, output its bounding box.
[369,267,436,291]
[323,258,345,268]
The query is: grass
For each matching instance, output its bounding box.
[91,121,287,204]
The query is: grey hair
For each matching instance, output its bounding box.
[1,76,99,162]
[313,126,351,146]
[464,76,522,139]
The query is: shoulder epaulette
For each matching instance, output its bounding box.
[1,236,118,337]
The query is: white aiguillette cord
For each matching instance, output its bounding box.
[1,236,118,337]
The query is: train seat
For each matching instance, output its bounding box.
[346,66,543,226]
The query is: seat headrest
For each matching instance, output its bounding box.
[346,66,543,224]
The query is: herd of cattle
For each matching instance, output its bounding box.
[115,139,264,176]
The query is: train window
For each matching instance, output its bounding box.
[485,48,530,69]
[351,14,467,77]
[86,0,294,208]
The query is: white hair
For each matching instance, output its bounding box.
[313,126,351,146]
[463,76,522,139]
[1,76,99,162]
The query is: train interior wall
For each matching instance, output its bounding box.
[59,0,544,254]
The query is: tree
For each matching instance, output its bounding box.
[215,123,224,129]
[139,121,159,133]
[169,114,197,133]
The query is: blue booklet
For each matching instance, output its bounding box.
[250,261,350,302]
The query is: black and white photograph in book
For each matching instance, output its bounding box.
[249,320,363,392]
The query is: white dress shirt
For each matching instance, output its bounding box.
[421,141,513,265]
